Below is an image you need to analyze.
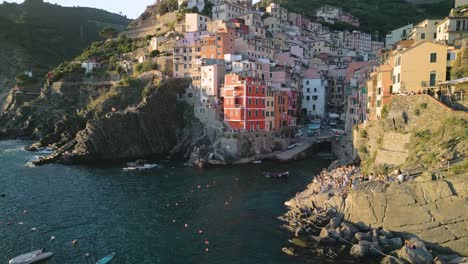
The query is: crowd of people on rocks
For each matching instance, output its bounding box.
[310,164,413,195]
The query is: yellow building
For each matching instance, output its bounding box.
[392,41,448,93]
[265,89,275,131]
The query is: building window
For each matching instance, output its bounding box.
[313,105,316,111]
[306,88,310,93]
[430,53,437,63]
[314,88,317,93]
[248,110,251,117]
[430,73,436,86]
[306,96,310,101]
[255,110,258,117]
[397,73,400,83]
[421,33,425,39]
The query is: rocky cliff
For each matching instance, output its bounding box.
[282,95,468,259]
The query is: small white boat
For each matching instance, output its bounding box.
[123,160,159,171]
[9,249,53,264]
[252,160,262,164]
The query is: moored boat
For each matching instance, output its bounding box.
[263,171,289,179]
[96,252,115,264]
[9,249,53,264]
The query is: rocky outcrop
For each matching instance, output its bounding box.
[285,172,468,256]
[34,78,203,164]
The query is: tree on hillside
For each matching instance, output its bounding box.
[157,0,178,15]
[99,27,118,40]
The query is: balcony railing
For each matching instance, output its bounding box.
[421,81,437,87]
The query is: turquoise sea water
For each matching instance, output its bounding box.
[0,140,338,264]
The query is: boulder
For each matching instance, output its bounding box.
[350,242,369,258]
[282,247,297,256]
[329,217,342,229]
[290,238,311,248]
[295,227,305,237]
[380,237,403,252]
[319,228,330,238]
[397,246,433,264]
[380,256,406,264]
[355,231,372,241]
[448,257,468,264]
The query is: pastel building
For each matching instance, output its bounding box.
[301,68,327,118]
[408,19,443,45]
[265,89,275,131]
[385,24,413,49]
[221,74,266,130]
[436,10,468,45]
[178,0,205,11]
[212,1,247,21]
[392,41,448,93]
[185,13,211,32]
[201,63,226,97]
[199,27,236,60]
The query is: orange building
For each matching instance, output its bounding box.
[274,92,289,130]
[199,27,235,60]
[221,73,266,131]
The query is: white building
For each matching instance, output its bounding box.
[81,61,101,74]
[436,16,468,45]
[301,68,327,118]
[178,0,205,12]
[408,19,443,45]
[315,5,342,24]
[341,31,372,53]
[385,24,413,49]
[201,63,226,97]
[212,1,247,21]
[185,13,211,32]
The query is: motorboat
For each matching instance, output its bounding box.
[263,171,289,179]
[9,249,53,264]
[96,252,115,264]
[252,160,263,164]
[123,160,159,171]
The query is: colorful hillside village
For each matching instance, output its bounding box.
[96,0,468,133]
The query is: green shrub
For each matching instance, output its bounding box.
[381,105,389,118]
[414,109,421,116]
[420,103,427,109]
[360,129,368,139]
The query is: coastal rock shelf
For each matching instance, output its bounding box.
[283,171,468,258]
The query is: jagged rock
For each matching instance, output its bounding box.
[378,229,394,239]
[329,217,342,229]
[290,238,311,248]
[380,256,405,264]
[281,247,297,256]
[355,232,372,242]
[397,238,433,264]
[447,257,468,264]
[380,237,403,252]
[295,227,305,237]
[319,228,330,239]
[350,242,369,258]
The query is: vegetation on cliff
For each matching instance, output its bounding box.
[0,0,130,99]
[257,0,452,37]
[354,95,468,175]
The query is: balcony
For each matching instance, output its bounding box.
[421,81,437,88]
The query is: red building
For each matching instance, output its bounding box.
[221,73,266,131]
